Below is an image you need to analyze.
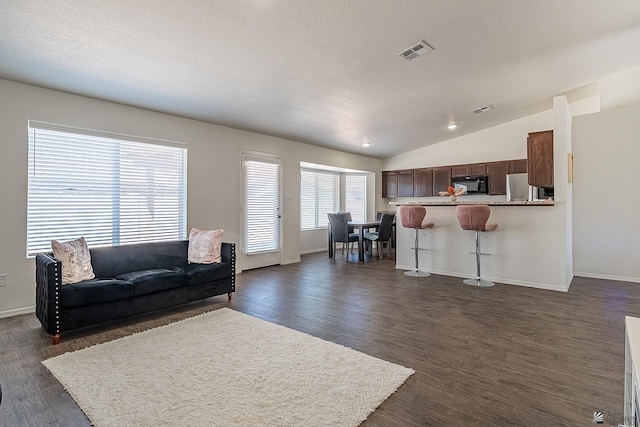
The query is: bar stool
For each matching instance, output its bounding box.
[398,205,434,277]
[456,205,498,287]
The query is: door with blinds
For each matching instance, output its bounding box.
[241,153,282,270]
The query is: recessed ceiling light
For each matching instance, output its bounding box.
[362,142,371,147]
[447,124,458,130]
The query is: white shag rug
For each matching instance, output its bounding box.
[43,308,414,427]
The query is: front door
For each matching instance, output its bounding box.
[240,153,282,271]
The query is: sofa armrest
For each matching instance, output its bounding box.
[35,253,63,337]
[221,242,236,292]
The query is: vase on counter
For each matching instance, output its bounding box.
[449,195,457,202]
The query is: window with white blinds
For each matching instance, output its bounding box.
[345,175,367,222]
[27,121,187,256]
[300,169,339,230]
[244,158,280,254]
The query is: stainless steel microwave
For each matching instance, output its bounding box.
[452,175,488,194]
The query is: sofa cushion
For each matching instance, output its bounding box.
[61,278,134,308]
[51,237,95,285]
[115,269,187,296]
[90,241,189,279]
[174,262,231,287]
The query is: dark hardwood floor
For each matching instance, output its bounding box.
[1,250,639,426]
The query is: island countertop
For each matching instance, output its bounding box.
[389,199,554,207]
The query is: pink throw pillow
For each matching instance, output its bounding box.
[51,237,96,285]
[188,228,224,264]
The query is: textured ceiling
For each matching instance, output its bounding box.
[1,1,640,158]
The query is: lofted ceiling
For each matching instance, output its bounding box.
[1,1,640,159]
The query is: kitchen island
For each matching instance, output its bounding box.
[390,198,568,291]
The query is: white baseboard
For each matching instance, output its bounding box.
[281,258,301,265]
[574,272,640,283]
[0,305,35,319]
[300,248,328,255]
[395,264,569,292]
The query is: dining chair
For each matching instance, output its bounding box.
[338,211,355,233]
[363,213,395,258]
[327,213,358,257]
[338,212,352,221]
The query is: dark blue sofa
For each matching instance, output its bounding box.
[35,240,235,344]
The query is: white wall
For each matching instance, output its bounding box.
[553,95,573,288]
[572,105,640,282]
[0,79,381,317]
[600,67,640,111]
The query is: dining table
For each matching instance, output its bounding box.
[327,220,383,262]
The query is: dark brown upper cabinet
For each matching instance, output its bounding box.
[382,158,526,198]
[432,167,452,195]
[486,161,510,195]
[510,159,528,174]
[527,130,553,188]
[451,165,468,177]
[382,169,414,198]
[382,171,398,198]
[451,163,486,177]
[397,170,415,197]
[414,168,434,197]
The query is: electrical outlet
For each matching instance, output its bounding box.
[0,274,6,287]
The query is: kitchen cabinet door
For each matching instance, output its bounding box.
[510,159,527,174]
[451,163,486,177]
[382,171,398,198]
[469,163,486,176]
[414,168,433,197]
[451,165,469,178]
[527,130,553,187]
[432,167,452,195]
[398,170,415,197]
[487,161,509,195]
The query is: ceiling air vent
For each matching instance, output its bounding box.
[398,41,433,61]
[471,105,493,114]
